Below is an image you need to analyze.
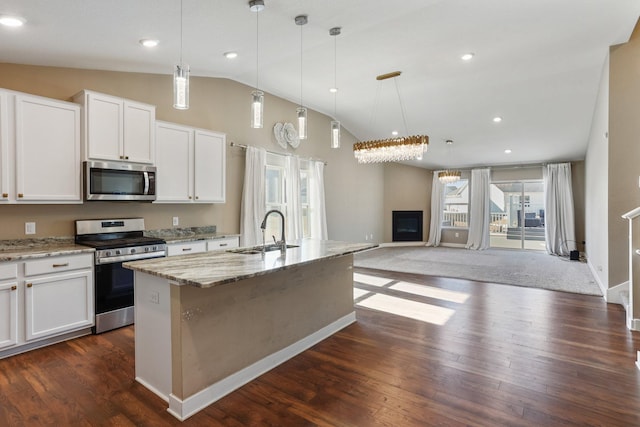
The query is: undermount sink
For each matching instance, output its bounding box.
[228,244,299,255]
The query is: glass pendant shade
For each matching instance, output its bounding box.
[331,120,340,148]
[297,107,307,140]
[173,64,190,110]
[251,90,264,128]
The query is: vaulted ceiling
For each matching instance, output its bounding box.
[1,0,638,168]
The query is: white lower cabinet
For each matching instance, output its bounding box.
[0,253,94,359]
[24,269,93,341]
[0,278,18,350]
[207,236,239,252]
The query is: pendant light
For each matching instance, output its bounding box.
[173,0,189,110]
[295,15,308,140]
[249,0,264,128]
[329,26,341,149]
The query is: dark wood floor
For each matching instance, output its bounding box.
[2,267,640,426]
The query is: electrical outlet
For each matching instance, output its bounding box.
[172,216,179,226]
[455,232,459,238]
[25,222,36,235]
[365,234,369,241]
[150,291,159,304]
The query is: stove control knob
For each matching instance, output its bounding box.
[115,250,121,255]
[144,247,150,252]
[152,246,157,251]
[105,251,112,257]
[131,248,136,254]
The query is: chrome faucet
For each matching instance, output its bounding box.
[260,209,286,252]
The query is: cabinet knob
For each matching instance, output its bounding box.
[1,193,7,198]
[18,193,24,198]
[188,196,192,199]
[11,285,16,291]
[26,283,33,288]
[195,196,199,200]
[120,155,124,159]
[125,156,129,160]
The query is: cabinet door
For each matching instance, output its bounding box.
[0,281,18,350]
[123,101,155,164]
[86,93,123,161]
[15,95,81,202]
[155,122,192,202]
[194,130,226,203]
[24,270,94,341]
[0,91,9,202]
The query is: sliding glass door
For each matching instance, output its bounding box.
[489,180,546,250]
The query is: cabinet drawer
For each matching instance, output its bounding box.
[0,263,18,280]
[167,241,207,257]
[207,237,239,252]
[24,254,93,277]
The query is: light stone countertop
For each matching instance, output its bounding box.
[145,226,240,244]
[0,237,95,262]
[123,239,378,288]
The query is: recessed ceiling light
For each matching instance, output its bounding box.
[391,130,399,136]
[504,149,512,154]
[493,116,503,123]
[139,39,159,48]
[461,53,474,61]
[0,15,26,27]
[329,87,338,93]
[224,51,238,59]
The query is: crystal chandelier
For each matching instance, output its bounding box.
[354,135,428,164]
[173,0,189,110]
[438,170,461,183]
[249,0,265,128]
[438,140,461,183]
[354,71,428,164]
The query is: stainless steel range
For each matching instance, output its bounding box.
[75,218,166,333]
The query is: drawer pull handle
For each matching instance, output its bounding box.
[11,285,16,291]
[2,193,7,198]
[18,193,24,198]
[219,243,228,247]
[27,283,33,288]
[52,263,69,268]
[182,248,192,252]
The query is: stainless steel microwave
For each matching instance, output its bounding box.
[84,161,157,201]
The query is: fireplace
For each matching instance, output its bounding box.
[392,210,423,242]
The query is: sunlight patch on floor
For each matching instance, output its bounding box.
[390,281,470,304]
[357,293,455,325]
[353,287,370,300]
[353,272,394,287]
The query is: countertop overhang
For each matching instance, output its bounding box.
[123,239,378,288]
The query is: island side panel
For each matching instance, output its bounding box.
[171,254,355,400]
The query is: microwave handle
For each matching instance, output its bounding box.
[143,171,150,195]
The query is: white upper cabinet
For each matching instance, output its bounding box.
[155,121,226,204]
[0,89,81,204]
[74,90,155,164]
[15,94,81,202]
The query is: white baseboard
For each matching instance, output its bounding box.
[136,376,170,403]
[630,318,640,331]
[440,243,466,248]
[636,351,640,371]
[605,281,628,305]
[167,311,357,421]
[586,258,609,300]
[379,242,426,247]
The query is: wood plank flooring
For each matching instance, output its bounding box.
[1,267,640,426]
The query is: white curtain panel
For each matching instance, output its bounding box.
[240,146,267,246]
[285,155,303,240]
[544,163,576,256]
[466,168,491,250]
[310,160,328,240]
[426,171,445,247]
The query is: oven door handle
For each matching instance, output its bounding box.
[96,251,166,265]
[143,171,150,195]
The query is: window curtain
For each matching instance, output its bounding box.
[466,168,491,250]
[240,146,266,246]
[544,163,576,256]
[285,155,303,241]
[426,171,445,246]
[310,160,328,239]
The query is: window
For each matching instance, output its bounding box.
[264,154,314,242]
[441,179,469,228]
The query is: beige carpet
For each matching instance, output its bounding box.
[353,246,602,296]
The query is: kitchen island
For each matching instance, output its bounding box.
[123,239,376,421]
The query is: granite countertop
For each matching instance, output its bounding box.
[145,226,240,244]
[0,237,95,262]
[124,239,378,288]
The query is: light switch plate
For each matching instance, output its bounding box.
[25,222,36,235]
[172,216,179,226]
